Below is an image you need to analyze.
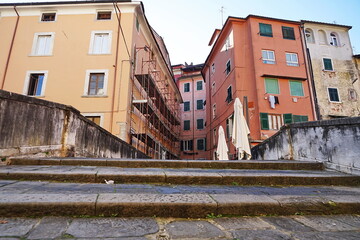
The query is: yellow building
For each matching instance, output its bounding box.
[0,1,182,159]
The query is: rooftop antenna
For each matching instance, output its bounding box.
[220,6,225,26]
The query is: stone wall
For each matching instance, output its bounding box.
[0,90,149,159]
[252,117,360,175]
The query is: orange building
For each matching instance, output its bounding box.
[173,63,208,160]
[0,1,182,159]
[203,15,316,159]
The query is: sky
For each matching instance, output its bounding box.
[3,0,360,65]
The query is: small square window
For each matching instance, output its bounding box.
[328,88,340,102]
[262,50,275,64]
[289,81,304,96]
[196,81,203,90]
[86,116,101,125]
[184,82,190,92]
[41,13,56,22]
[88,73,105,95]
[27,73,45,96]
[259,23,273,37]
[265,78,279,94]
[323,58,334,71]
[184,120,190,131]
[184,101,190,111]
[196,99,204,110]
[97,11,111,20]
[90,31,111,54]
[286,53,299,66]
[282,26,295,40]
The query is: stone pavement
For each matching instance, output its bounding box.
[0,214,359,239]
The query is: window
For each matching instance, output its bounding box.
[289,81,304,96]
[196,99,204,110]
[226,60,231,75]
[89,31,112,54]
[97,11,111,20]
[84,70,108,96]
[259,23,273,37]
[211,63,215,74]
[197,138,206,151]
[330,33,339,46]
[196,81,203,90]
[286,53,299,66]
[226,115,234,138]
[212,104,216,119]
[282,26,295,40]
[265,78,279,94]
[86,116,101,125]
[318,30,327,45]
[328,88,340,102]
[184,120,190,131]
[305,28,315,43]
[41,13,56,22]
[25,73,46,96]
[226,85,233,103]
[31,33,55,56]
[323,58,334,71]
[184,101,190,111]
[349,89,358,101]
[262,50,275,64]
[260,113,285,130]
[197,119,204,130]
[184,82,190,92]
[181,140,193,151]
[283,113,308,124]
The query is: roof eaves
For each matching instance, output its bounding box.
[0,0,131,7]
[301,20,352,29]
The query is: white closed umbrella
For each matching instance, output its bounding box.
[216,126,229,160]
[232,98,251,160]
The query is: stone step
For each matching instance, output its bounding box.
[0,165,359,186]
[1,180,359,218]
[8,157,325,171]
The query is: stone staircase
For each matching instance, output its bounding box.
[0,158,359,218]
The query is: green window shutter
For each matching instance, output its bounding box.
[265,78,279,94]
[204,137,207,151]
[283,113,293,124]
[197,81,203,90]
[197,100,203,110]
[282,26,295,40]
[323,58,333,71]
[189,140,193,151]
[259,23,273,37]
[197,119,204,129]
[289,81,304,96]
[301,116,308,122]
[293,115,302,123]
[260,113,269,130]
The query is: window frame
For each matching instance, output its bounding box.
[196,99,204,110]
[330,32,339,46]
[265,78,280,94]
[196,80,203,91]
[285,52,299,67]
[183,82,190,92]
[197,138,206,151]
[40,12,56,22]
[83,113,104,127]
[289,80,304,97]
[183,120,191,131]
[305,28,315,43]
[31,32,55,56]
[83,69,109,97]
[184,101,191,111]
[89,30,112,55]
[259,23,273,37]
[328,87,341,103]
[262,50,276,64]
[23,70,48,97]
[182,140,193,151]
[196,118,204,130]
[323,58,334,71]
[226,59,231,75]
[96,10,112,20]
[282,26,295,40]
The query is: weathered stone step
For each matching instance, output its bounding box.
[9,157,325,171]
[1,180,359,218]
[0,165,359,186]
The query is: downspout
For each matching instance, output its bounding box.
[1,6,20,90]
[109,2,122,133]
[300,25,320,120]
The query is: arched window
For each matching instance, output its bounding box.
[318,30,327,45]
[305,28,315,43]
[330,32,339,46]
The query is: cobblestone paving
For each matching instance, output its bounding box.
[0,215,359,239]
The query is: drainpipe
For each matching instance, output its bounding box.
[300,25,320,120]
[1,6,20,90]
[109,2,122,133]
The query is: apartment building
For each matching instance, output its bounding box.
[203,15,315,159]
[301,21,360,119]
[173,63,208,160]
[0,0,182,159]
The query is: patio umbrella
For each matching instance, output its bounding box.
[216,126,229,160]
[232,98,251,160]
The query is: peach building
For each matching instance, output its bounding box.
[173,63,208,160]
[0,1,182,159]
[203,15,316,159]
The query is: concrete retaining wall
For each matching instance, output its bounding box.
[0,90,149,159]
[252,117,360,175]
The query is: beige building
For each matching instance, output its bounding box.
[302,21,360,119]
[0,1,182,159]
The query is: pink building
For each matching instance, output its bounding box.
[173,63,209,159]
